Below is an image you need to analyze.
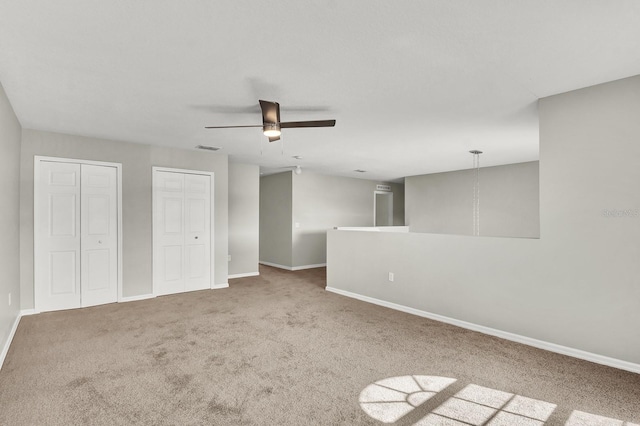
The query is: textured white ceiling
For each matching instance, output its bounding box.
[1,1,640,181]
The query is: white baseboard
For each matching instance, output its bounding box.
[259,261,292,270]
[292,263,326,271]
[20,309,37,316]
[228,272,259,279]
[119,294,155,303]
[0,312,22,371]
[259,261,326,271]
[212,283,229,289]
[325,286,640,375]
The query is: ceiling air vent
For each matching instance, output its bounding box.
[195,145,220,151]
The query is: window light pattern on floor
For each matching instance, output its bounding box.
[359,376,638,425]
[359,375,457,423]
[419,384,555,425]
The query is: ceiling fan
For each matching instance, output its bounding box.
[205,100,336,142]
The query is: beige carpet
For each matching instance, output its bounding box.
[1,266,638,425]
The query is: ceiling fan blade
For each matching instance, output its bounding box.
[279,119,336,128]
[259,100,280,124]
[191,104,260,114]
[268,135,280,143]
[204,124,263,129]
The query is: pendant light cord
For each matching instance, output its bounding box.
[470,150,482,236]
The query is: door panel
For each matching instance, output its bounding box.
[154,170,211,295]
[163,245,183,282]
[50,170,77,186]
[184,173,210,291]
[80,164,118,308]
[154,172,185,295]
[86,249,110,290]
[87,195,110,235]
[50,251,77,295]
[50,194,78,236]
[163,198,183,234]
[186,244,205,278]
[35,161,81,312]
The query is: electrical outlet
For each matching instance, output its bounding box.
[228,255,232,262]
[8,292,11,306]
[388,272,394,282]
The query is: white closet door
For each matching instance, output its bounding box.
[184,173,211,291]
[153,170,212,296]
[154,171,186,295]
[35,161,82,312]
[80,164,118,307]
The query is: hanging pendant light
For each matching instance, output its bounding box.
[470,150,483,236]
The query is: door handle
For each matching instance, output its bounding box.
[195,236,198,239]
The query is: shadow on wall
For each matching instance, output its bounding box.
[292,230,327,267]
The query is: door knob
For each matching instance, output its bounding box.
[195,236,198,239]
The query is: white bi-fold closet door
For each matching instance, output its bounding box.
[35,158,121,313]
[153,168,213,296]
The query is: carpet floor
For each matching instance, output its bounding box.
[1,266,638,425]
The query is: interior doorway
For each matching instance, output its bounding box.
[374,191,393,226]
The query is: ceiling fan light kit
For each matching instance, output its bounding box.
[205,99,335,142]
[263,122,281,137]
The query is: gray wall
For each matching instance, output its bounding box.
[292,172,404,268]
[405,162,539,238]
[228,163,259,277]
[20,130,229,308]
[259,172,293,267]
[260,171,404,269]
[0,82,22,356]
[327,75,640,366]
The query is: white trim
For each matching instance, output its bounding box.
[34,156,124,310]
[120,294,156,303]
[212,283,229,289]
[228,272,259,279]
[0,313,21,371]
[293,263,326,271]
[325,286,640,375]
[117,162,123,303]
[20,309,37,316]
[259,261,327,271]
[152,167,216,296]
[259,261,293,270]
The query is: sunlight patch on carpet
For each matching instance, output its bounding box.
[565,410,639,426]
[359,376,636,425]
[359,375,455,423]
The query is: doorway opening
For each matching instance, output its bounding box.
[374,191,393,226]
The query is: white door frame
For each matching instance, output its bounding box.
[34,156,123,310]
[373,190,393,226]
[152,166,215,296]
